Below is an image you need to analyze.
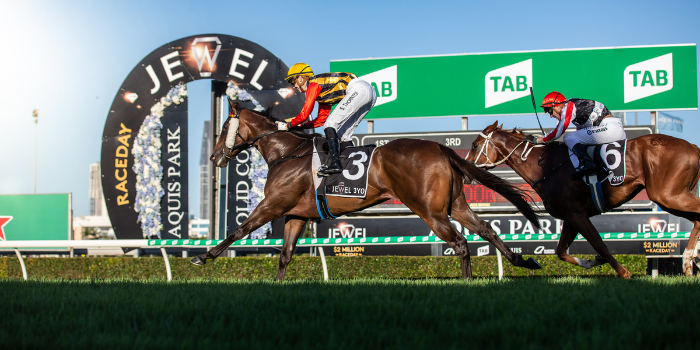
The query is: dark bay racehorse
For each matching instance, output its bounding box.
[191,101,543,280]
[467,122,700,277]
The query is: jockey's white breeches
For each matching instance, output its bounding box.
[563,117,627,149]
[323,79,377,142]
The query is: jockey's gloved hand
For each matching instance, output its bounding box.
[276,121,289,131]
[523,134,538,144]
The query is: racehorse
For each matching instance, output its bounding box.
[190,100,543,280]
[467,122,700,277]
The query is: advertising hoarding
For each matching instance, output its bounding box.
[316,212,692,257]
[0,194,72,250]
[331,44,698,119]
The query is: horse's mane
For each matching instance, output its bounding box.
[486,123,527,137]
[509,127,526,136]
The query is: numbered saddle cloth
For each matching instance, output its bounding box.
[568,139,627,186]
[312,137,376,198]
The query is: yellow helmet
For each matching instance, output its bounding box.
[286,63,313,83]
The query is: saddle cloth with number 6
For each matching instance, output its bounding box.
[312,137,376,198]
[568,139,627,186]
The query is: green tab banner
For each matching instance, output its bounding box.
[330,44,698,119]
[147,231,691,247]
[0,194,72,249]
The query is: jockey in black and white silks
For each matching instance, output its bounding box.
[536,91,626,177]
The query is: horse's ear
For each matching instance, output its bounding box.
[498,124,503,130]
[227,98,240,117]
[489,121,498,130]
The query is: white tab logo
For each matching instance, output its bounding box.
[359,65,397,107]
[624,53,673,103]
[485,59,532,108]
[477,245,489,256]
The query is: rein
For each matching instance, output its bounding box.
[223,129,284,160]
[267,138,313,167]
[473,131,566,188]
[473,131,542,168]
[221,111,312,166]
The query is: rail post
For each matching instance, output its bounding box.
[160,248,172,281]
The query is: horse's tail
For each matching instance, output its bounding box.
[440,145,541,230]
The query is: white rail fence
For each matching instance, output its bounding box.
[0,237,473,282]
[1,231,696,281]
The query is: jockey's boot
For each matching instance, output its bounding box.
[571,143,596,178]
[318,127,343,177]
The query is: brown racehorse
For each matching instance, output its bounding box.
[190,101,543,280]
[467,122,700,277]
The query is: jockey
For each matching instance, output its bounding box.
[535,91,626,177]
[280,63,377,176]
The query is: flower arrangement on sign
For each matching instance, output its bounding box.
[225,81,265,112]
[247,148,271,239]
[225,81,270,239]
[132,83,187,239]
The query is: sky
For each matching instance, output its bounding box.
[1,0,699,217]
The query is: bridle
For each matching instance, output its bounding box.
[221,109,284,160]
[220,109,311,166]
[471,131,542,168]
[222,129,284,160]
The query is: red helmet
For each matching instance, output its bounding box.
[540,91,567,108]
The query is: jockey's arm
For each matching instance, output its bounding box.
[309,105,331,128]
[541,101,574,143]
[289,82,321,128]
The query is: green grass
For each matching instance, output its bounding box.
[0,255,649,280]
[0,277,697,349]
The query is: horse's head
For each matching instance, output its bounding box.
[210,98,276,167]
[467,121,535,169]
[466,121,505,168]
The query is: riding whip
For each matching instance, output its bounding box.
[529,87,546,135]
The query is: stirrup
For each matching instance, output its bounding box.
[318,164,342,176]
[572,162,596,179]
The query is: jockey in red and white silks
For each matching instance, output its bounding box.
[536,92,626,176]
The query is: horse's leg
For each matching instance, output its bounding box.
[646,190,700,276]
[555,221,607,268]
[568,214,631,278]
[680,222,700,275]
[276,216,308,281]
[190,199,284,265]
[401,200,472,279]
[397,193,472,279]
[450,197,541,270]
[413,212,472,279]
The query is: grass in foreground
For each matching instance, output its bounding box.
[0,276,697,349]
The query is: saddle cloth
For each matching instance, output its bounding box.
[568,139,627,186]
[312,137,376,198]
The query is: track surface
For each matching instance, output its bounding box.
[0,276,697,348]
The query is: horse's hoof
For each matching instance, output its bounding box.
[527,257,542,270]
[190,255,206,266]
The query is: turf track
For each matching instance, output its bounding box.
[0,276,697,349]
